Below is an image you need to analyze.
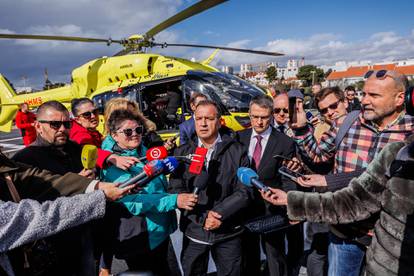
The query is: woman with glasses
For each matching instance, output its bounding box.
[99,109,197,276]
[69,98,139,170]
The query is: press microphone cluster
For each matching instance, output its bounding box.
[137,146,168,162]
[237,167,271,192]
[119,157,179,189]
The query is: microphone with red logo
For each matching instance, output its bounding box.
[183,147,208,216]
[119,159,164,188]
[137,146,168,162]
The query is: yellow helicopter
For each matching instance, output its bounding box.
[0,0,283,135]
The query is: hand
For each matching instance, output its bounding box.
[78,168,95,179]
[310,117,320,127]
[290,100,307,129]
[260,187,287,205]
[282,157,303,173]
[177,193,198,210]
[107,154,139,170]
[164,136,177,151]
[296,174,327,188]
[97,182,136,201]
[99,268,110,276]
[204,211,222,231]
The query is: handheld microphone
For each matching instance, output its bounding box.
[183,169,209,216]
[81,145,98,169]
[138,146,168,162]
[161,157,179,174]
[119,159,164,188]
[189,147,208,175]
[237,167,270,192]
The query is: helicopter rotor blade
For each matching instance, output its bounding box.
[145,0,227,40]
[0,33,122,45]
[154,42,284,56]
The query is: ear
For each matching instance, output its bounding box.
[34,121,42,134]
[395,90,405,107]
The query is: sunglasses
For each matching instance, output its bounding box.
[319,100,341,115]
[364,69,400,80]
[118,126,144,137]
[274,108,288,114]
[38,120,72,130]
[78,108,99,119]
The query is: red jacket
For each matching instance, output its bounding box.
[15,110,36,146]
[69,121,111,168]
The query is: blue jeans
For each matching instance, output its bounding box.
[328,234,365,276]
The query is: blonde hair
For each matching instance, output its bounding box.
[103,98,156,134]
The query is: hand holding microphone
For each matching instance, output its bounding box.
[80,145,98,179]
[237,167,287,205]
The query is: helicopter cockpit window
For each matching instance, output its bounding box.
[92,85,141,114]
[184,72,265,113]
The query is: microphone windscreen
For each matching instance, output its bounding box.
[161,157,179,174]
[143,160,164,177]
[81,144,98,169]
[237,167,258,187]
[189,147,208,175]
[193,170,209,190]
[146,146,168,161]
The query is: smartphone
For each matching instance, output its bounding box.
[278,166,307,182]
[306,111,314,121]
[273,154,294,162]
[288,97,297,123]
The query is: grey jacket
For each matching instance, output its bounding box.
[0,191,106,276]
[287,139,414,276]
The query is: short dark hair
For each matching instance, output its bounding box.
[344,86,356,92]
[249,95,274,113]
[37,101,69,119]
[108,109,140,134]
[195,99,221,118]
[315,87,345,110]
[71,98,94,116]
[189,92,207,105]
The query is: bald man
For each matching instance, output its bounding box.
[273,93,293,137]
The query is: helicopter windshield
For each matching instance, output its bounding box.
[184,71,265,113]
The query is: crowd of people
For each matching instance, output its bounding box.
[1,69,413,276]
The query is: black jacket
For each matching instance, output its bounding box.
[236,127,298,219]
[12,137,83,175]
[168,128,253,244]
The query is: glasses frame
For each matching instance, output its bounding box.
[117,126,144,137]
[364,69,401,80]
[273,108,289,114]
[319,100,341,115]
[38,120,72,130]
[78,108,100,119]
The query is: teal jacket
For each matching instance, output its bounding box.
[101,136,177,250]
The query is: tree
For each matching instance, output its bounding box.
[265,66,277,84]
[297,65,324,86]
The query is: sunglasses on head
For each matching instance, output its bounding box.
[118,126,144,137]
[38,120,72,130]
[274,108,288,114]
[319,100,341,115]
[364,69,400,80]
[78,108,99,119]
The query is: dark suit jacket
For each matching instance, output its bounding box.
[179,116,195,145]
[236,127,297,218]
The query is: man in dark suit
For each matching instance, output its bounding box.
[345,86,361,112]
[179,92,207,145]
[237,95,303,276]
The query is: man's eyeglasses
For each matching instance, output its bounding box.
[319,100,341,115]
[118,126,144,137]
[364,69,401,80]
[78,108,99,119]
[274,108,288,114]
[38,120,72,130]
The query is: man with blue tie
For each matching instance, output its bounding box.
[236,95,302,276]
[179,92,207,145]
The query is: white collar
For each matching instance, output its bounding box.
[251,126,272,139]
[197,134,222,149]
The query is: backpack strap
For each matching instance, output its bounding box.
[335,110,360,149]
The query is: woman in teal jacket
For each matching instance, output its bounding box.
[99,109,197,276]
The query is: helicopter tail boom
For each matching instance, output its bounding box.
[0,74,19,132]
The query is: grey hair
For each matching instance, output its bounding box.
[249,95,274,113]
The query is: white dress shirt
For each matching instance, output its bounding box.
[248,126,272,163]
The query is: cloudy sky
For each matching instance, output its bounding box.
[1,0,414,88]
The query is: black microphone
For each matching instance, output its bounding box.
[183,169,209,216]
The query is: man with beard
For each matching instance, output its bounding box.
[13,100,96,275]
[290,70,414,276]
